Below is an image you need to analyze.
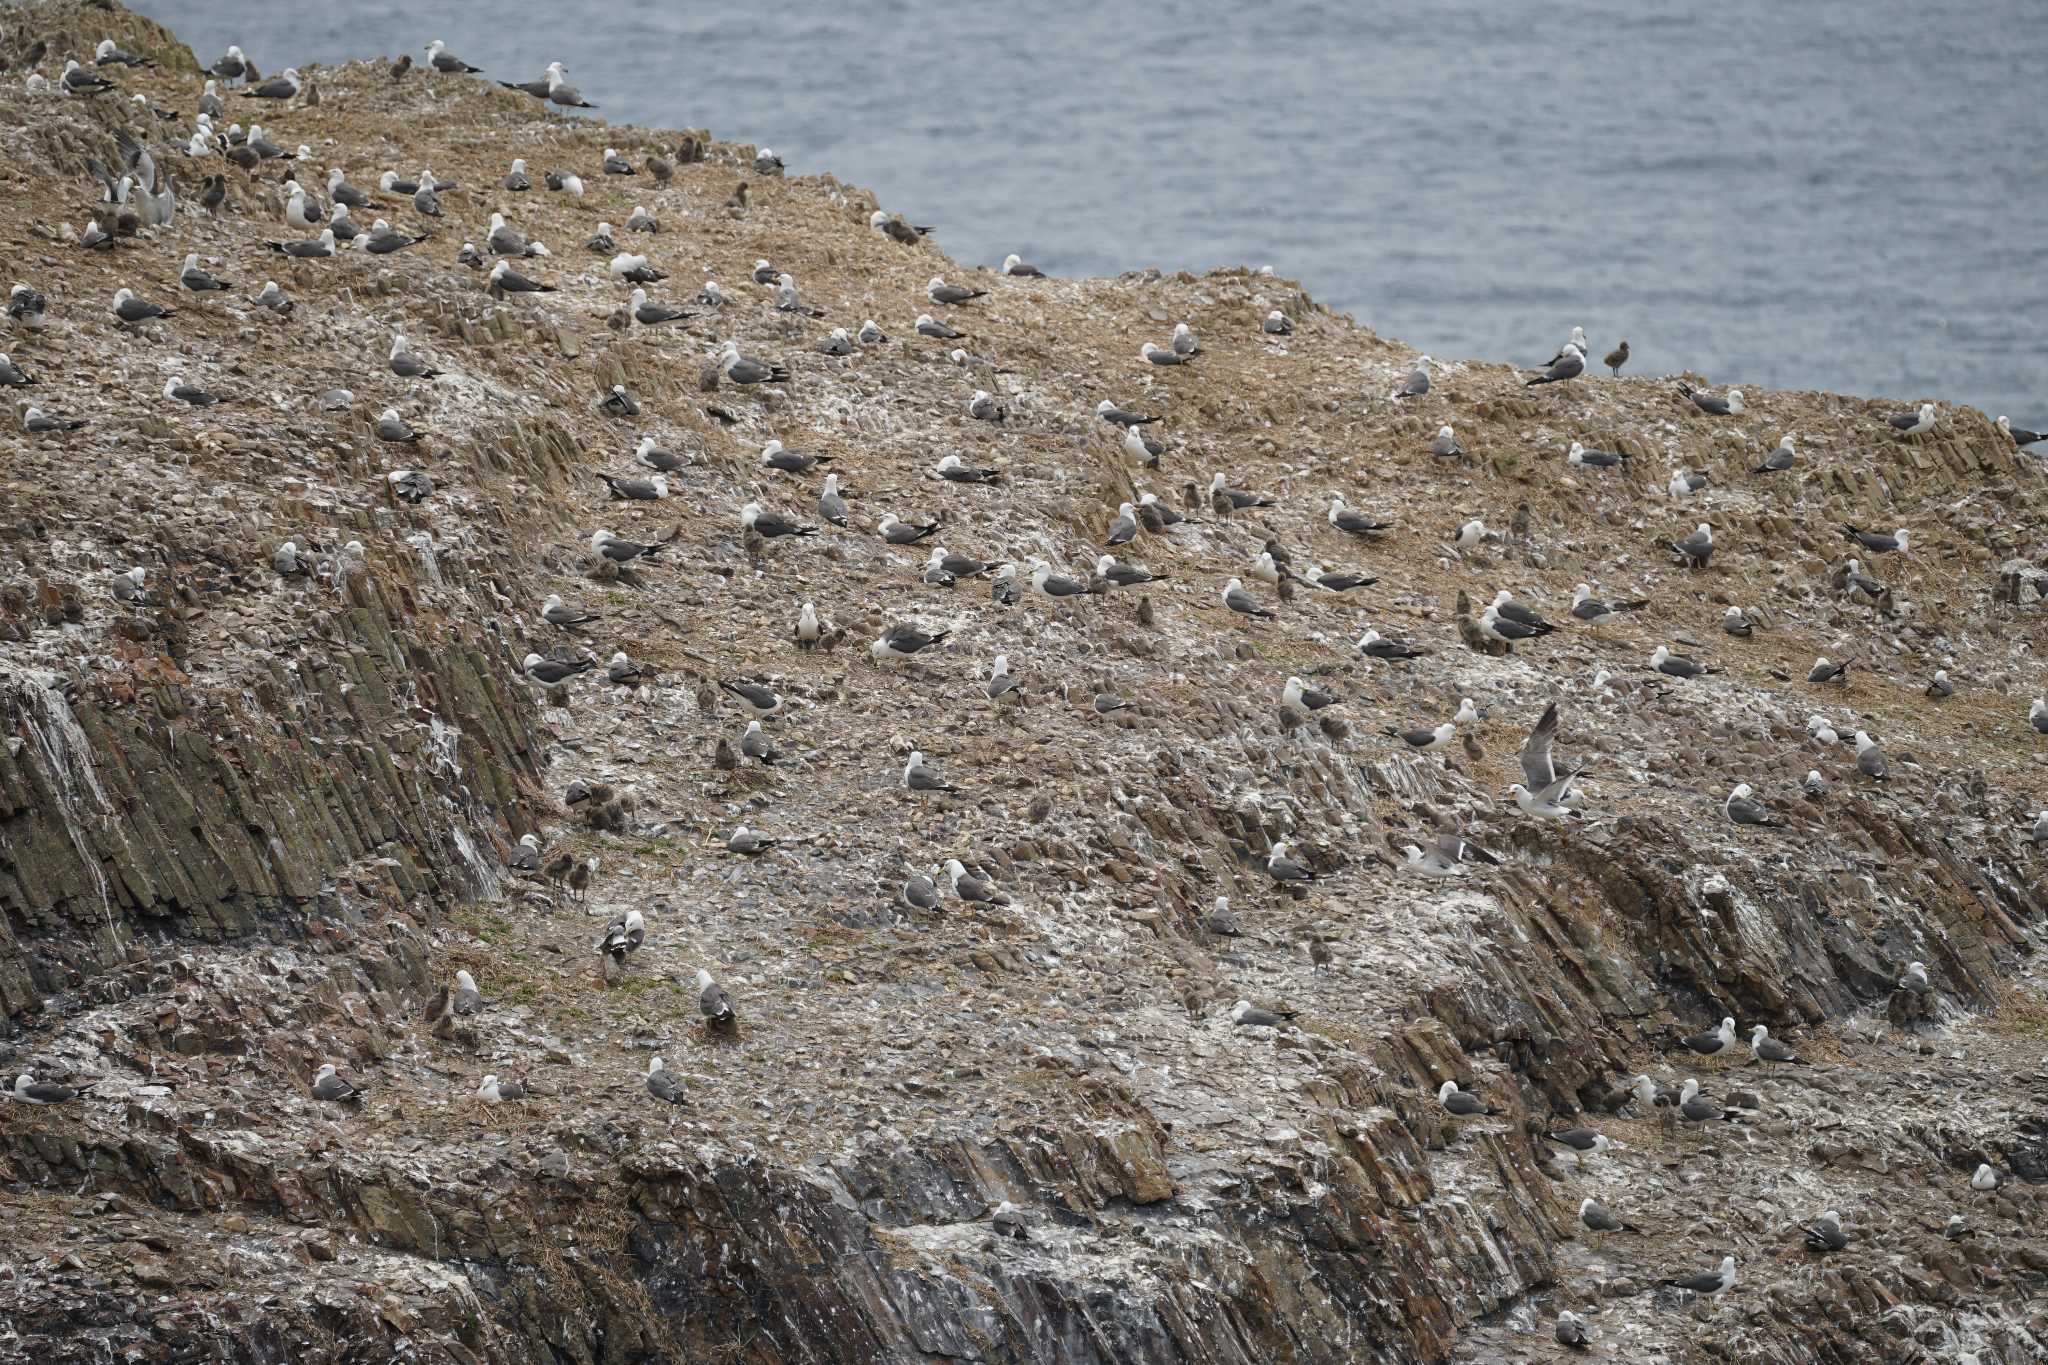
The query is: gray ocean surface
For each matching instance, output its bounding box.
[136,0,2047,421]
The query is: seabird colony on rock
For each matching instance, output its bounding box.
[13,33,2037,1358]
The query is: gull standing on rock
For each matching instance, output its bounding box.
[903,750,957,792]
[1670,522,1715,567]
[1526,345,1584,386]
[1755,434,1797,471]
[1681,383,1743,416]
[1885,403,1936,438]
[1661,1256,1736,1300]
[1265,841,1317,886]
[1437,1081,1501,1117]
[1222,578,1275,620]
[1680,1017,1736,1058]
[646,1056,685,1104]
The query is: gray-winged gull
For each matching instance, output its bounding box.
[1105,502,1139,547]
[1578,1197,1633,1232]
[1481,605,1554,645]
[1222,577,1275,619]
[488,260,556,294]
[818,474,848,526]
[1669,467,1709,496]
[1807,656,1849,684]
[697,969,736,1029]
[1172,322,1200,356]
[1328,495,1393,535]
[720,344,789,384]
[903,750,958,791]
[1661,1255,1735,1298]
[1680,384,1743,415]
[389,334,442,379]
[1899,961,1932,993]
[726,825,777,856]
[310,1064,362,1102]
[872,624,950,663]
[637,438,687,474]
[879,514,939,545]
[1651,645,1719,679]
[590,529,671,563]
[740,721,777,764]
[1841,524,1909,553]
[1925,670,1954,699]
[985,655,1025,702]
[452,969,482,1014]
[387,468,431,502]
[1885,403,1936,437]
[1387,721,1454,751]
[610,253,665,284]
[1265,840,1317,885]
[1998,416,2046,446]
[476,1075,525,1103]
[1722,606,1753,636]
[374,408,423,443]
[1676,1078,1736,1124]
[523,653,594,686]
[1121,427,1165,466]
[761,439,830,474]
[1356,629,1424,660]
[506,834,541,871]
[597,909,645,961]
[1451,518,1486,550]
[11,1073,95,1104]
[1853,730,1888,780]
[162,376,222,407]
[1096,400,1160,427]
[1566,442,1626,470]
[1679,1017,1735,1057]
[1755,435,1797,471]
[1526,345,1584,385]
[1391,356,1430,399]
[1748,1025,1802,1064]
[629,287,692,325]
[1283,676,1340,711]
[934,454,1000,483]
[742,502,817,538]
[646,1056,685,1104]
[607,652,654,685]
[902,871,940,911]
[1095,554,1162,588]
[1436,1081,1501,1117]
[915,313,965,340]
[425,40,481,73]
[1263,311,1293,334]
[1801,1211,1847,1252]
[1210,473,1276,511]
[719,679,783,716]
[1430,425,1465,458]
[1556,1312,1591,1350]
[927,276,986,305]
[857,319,885,342]
[1721,783,1778,827]
[109,567,147,602]
[944,858,1007,904]
[1971,1163,1999,1191]
[1141,342,1191,366]
[1231,1000,1290,1028]
[1569,584,1647,623]
[179,253,230,292]
[111,287,173,323]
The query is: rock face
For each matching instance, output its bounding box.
[3,4,2047,1363]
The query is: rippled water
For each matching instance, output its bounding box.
[137,0,2048,420]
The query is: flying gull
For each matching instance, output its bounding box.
[310,1064,362,1102]
[1853,730,1888,780]
[741,501,816,538]
[1518,702,1584,812]
[1436,1081,1501,1117]
[903,750,958,792]
[1680,383,1743,416]
[1391,356,1430,399]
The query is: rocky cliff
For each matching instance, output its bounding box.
[2,4,2046,1362]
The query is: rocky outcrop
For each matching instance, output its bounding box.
[3,3,2046,1363]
